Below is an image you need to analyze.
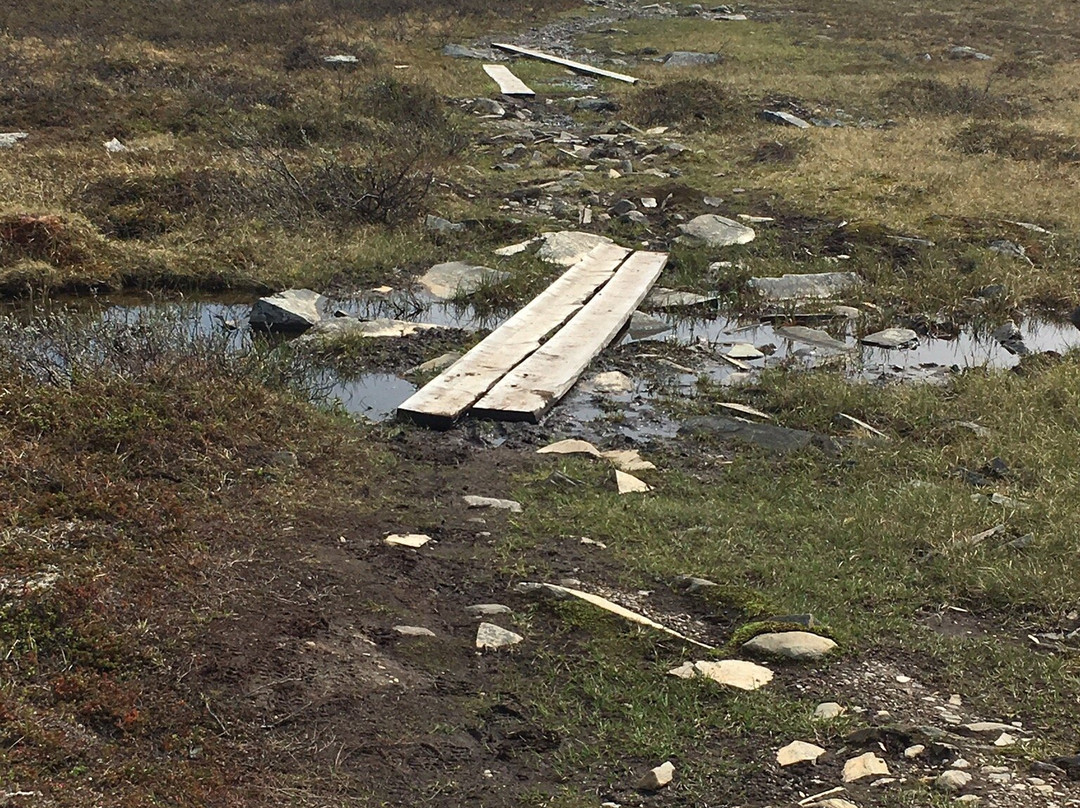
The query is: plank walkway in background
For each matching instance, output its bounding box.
[482,64,535,97]
[397,243,631,428]
[472,251,668,423]
[491,42,639,84]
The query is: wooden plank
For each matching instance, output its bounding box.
[472,251,668,422]
[397,243,632,428]
[491,42,639,84]
[482,64,535,97]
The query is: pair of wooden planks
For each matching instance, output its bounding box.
[397,245,668,427]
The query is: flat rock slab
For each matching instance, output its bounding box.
[670,659,774,690]
[777,740,827,766]
[663,51,721,68]
[418,261,508,300]
[536,231,615,266]
[861,327,918,349]
[385,533,431,548]
[588,370,634,393]
[680,416,839,455]
[678,214,756,247]
[304,318,443,340]
[250,289,324,332]
[748,272,861,301]
[464,495,523,512]
[465,603,512,617]
[761,109,811,128]
[627,311,671,339]
[743,630,838,660]
[0,132,28,148]
[775,325,850,352]
[843,752,890,782]
[443,43,495,59]
[393,625,436,637]
[727,342,765,359]
[616,469,651,494]
[476,622,523,649]
[644,287,720,309]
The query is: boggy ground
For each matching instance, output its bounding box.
[3,0,1080,806]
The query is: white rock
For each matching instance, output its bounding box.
[250,289,324,331]
[935,770,972,793]
[615,470,651,494]
[860,328,918,349]
[0,132,29,148]
[385,533,431,548]
[645,287,720,308]
[393,625,436,637]
[637,760,674,790]
[589,370,634,393]
[103,137,127,152]
[678,214,756,247]
[476,622,523,650]
[842,752,889,782]
[904,744,925,759]
[691,659,773,690]
[465,604,512,617]
[667,661,697,679]
[418,261,508,300]
[727,342,765,360]
[302,317,442,341]
[494,237,539,256]
[994,732,1017,746]
[742,631,838,661]
[777,740,827,766]
[813,702,845,720]
[536,231,615,266]
[537,439,603,458]
[463,495,523,513]
[955,796,981,804]
[748,272,860,301]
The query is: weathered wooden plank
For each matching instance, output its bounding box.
[491,42,639,84]
[482,64,535,97]
[397,243,632,428]
[472,251,668,422]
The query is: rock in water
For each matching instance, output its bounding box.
[250,289,324,332]
[637,761,675,790]
[678,214,756,247]
[748,272,861,301]
[742,631,838,660]
[418,261,507,299]
[861,327,918,349]
[475,622,523,650]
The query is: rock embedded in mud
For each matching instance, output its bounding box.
[250,288,324,332]
[407,352,462,375]
[637,760,675,790]
[842,752,889,782]
[760,109,811,128]
[775,325,850,352]
[475,622,523,650]
[935,769,973,793]
[465,604,512,618]
[748,271,861,301]
[742,630,838,660]
[588,370,633,393]
[394,625,436,637]
[860,327,918,349]
[463,495,523,513]
[677,214,756,247]
[385,533,432,548]
[777,740,827,766]
[663,51,721,68]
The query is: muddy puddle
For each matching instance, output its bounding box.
[4,292,1078,435]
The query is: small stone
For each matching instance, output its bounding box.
[393,625,436,637]
[861,328,918,349]
[465,604,512,617]
[678,214,755,247]
[463,495,523,513]
[748,272,860,301]
[955,796,981,804]
[385,533,431,548]
[843,752,889,782]
[425,214,466,234]
[536,231,615,266]
[742,631,838,661]
[777,740,827,766]
[952,759,971,769]
[687,659,774,690]
[103,136,127,153]
[637,760,674,790]
[0,132,29,148]
[994,732,1018,746]
[813,702,845,720]
[663,51,722,68]
[948,45,992,60]
[476,622,523,650]
[408,352,462,375]
[590,370,634,393]
[935,770,972,793]
[250,289,324,332]
[904,745,926,759]
[760,109,811,128]
[812,801,859,808]
[727,342,765,360]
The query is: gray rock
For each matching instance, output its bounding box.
[673,574,718,593]
[626,311,671,340]
[645,287,720,309]
[935,770,973,793]
[761,109,811,128]
[948,45,992,60]
[465,603,512,618]
[861,327,918,349]
[678,214,756,247]
[0,132,28,148]
[680,416,839,455]
[443,43,494,59]
[622,210,650,225]
[302,318,441,341]
[464,495,523,513]
[609,199,637,216]
[573,97,619,112]
[394,625,436,637]
[536,231,615,266]
[743,630,838,660]
[250,289,324,332]
[323,54,358,64]
[989,239,1030,262]
[703,196,724,207]
[775,325,850,352]
[664,51,722,68]
[418,261,507,300]
[425,214,465,233]
[748,272,861,301]
[476,622,523,649]
[407,351,462,375]
[470,98,505,116]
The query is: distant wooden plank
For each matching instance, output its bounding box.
[472,251,668,422]
[491,42,639,85]
[397,243,632,428]
[482,64,535,97]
